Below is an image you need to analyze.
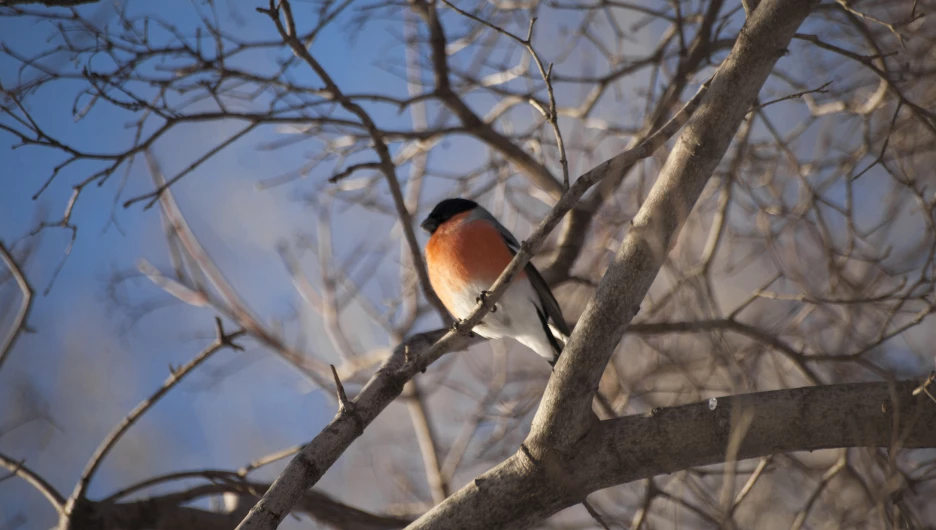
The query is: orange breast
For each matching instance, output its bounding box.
[425,213,524,311]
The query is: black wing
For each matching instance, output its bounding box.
[523,260,570,336]
[493,225,570,338]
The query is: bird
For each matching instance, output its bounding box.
[420,198,570,365]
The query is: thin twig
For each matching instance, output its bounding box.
[794,32,936,137]
[330,364,351,411]
[718,406,756,523]
[262,0,450,324]
[834,0,909,47]
[752,81,833,110]
[60,318,246,521]
[328,161,382,183]
[239,444,305,477]
[0,451,65,513]
[26,189,78,296]
[101,469,242,502]
[144,150,332,384]
[912,372,936,405]
[414,0,564,199]
[629,480,657,530]
[441,3,571,189]
[582,498,612,530]
[789,454,847,530]
[124,123,258,209]
[731,456,771,508]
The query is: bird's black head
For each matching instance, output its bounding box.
[420,198,478,234]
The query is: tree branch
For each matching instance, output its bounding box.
[233,329,482,530]
[262,0,450,324]
[0,242,34,375]
[416,0,564,199]
[78,481,412,530]
[58,318,246,530]
[406,381,936,529]
[0,451,65,513]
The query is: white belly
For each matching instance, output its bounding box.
[447,278,557,361]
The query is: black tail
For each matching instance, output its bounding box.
[536,306,563,366]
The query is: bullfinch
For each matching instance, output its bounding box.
[420,198,570,365]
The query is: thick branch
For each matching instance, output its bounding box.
[406,381,936,529]
[590,382,935,489]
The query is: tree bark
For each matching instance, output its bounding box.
[406,382,936,529]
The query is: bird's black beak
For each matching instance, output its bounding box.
[420,216,437,234]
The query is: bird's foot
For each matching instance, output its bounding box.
[476,290,497,313]
[451,319,476,337]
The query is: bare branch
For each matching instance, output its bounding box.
[330,364,351,412]
[581,498,612,530]
[407,381,936,529]
[0,242,33,375]
[402,381,449,504]
[261,0,450,324]
[441,2,571,188]
[58,318,246,529]
[144,150,333,384]
[0,451,65,513]
[79,479,412,530]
